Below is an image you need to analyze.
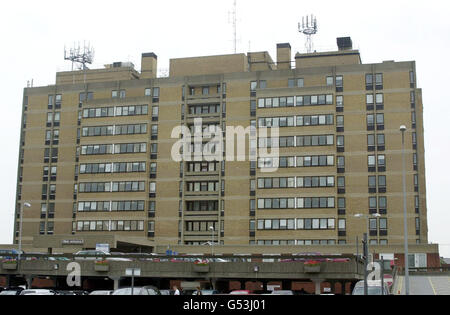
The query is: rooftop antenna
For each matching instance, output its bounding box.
[298,15,318,53]
[64,41,95,71]
[228,0,237,53]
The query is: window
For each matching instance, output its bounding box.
[379,196,387,214]
[378,175,386,192]
[338,219,346,231]
[297,197,335,209]
[377,134,385,150]
[288,79,295,88]
[336,116,344,131]
[336,75,343,91]
[410,71,415,87]
[376,114,384,129]
[378,155,386,171]
[375,73,383,89]
[148,221,155,236]
[151,125,158,138]
[337,156,345,169]
[366,74,373,90]
[336,136,344,151]
[112,90,118,98]
[48,95,54,108]
[40,204,47,218]
[369,197,377,210]
[326,76,334,86]
[369,176,377,192]
[369,218,377,232]
[336,96,344,111]
[145,88,152,96]
[114,143,147,154]
[380,218,388,232]
[47,222,54,235]
[376,93,384,105]
[337,176,345,192]
[368,155,376,168]
[152,106,159,119]
[367,114,375,130]
[367,134,375,151]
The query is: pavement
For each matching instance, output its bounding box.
[395,275,450,295]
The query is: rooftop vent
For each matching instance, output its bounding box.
[337,37,353,51]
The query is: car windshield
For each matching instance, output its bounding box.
[353,286,383,295]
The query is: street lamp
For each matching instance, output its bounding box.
[18,202,31,261]
[354,212,381,295]
[209,226,215,257]
[400,125,410,295]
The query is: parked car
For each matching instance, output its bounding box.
[271,290,294,295]
[74,250,131,262]
[0,287,24,295]
[56,290,76,295]
[89,290,113,295]
[112,286,160,295]
[229,290,254,295]
[0,290,21,295]
[159,289,174,295]
[20,289,57,295]
[352,280,390,295]
[0,249,23,260]
[192,290,220,295]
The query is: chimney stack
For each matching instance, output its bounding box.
[141,52,158,79]
[277,43,291,70]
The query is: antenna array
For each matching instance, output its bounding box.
[64,42,95,71]
[298,15,318,53]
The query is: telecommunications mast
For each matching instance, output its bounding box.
[64,42,95,71]
[298,15,318,53]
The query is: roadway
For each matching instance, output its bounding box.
[395,275,450,295]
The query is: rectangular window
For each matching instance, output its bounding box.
[375,73,383,89]
[326,76,334,86]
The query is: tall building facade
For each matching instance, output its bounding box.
[14,38,435,265]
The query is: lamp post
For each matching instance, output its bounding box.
[209,226,215,258]
[400,125,410,295]
[18,202,31,262]
[354,213,382,257]
[354,213,381,295]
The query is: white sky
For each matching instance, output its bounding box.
[0,0,449,257]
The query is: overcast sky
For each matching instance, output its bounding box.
[1,0,449,257]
